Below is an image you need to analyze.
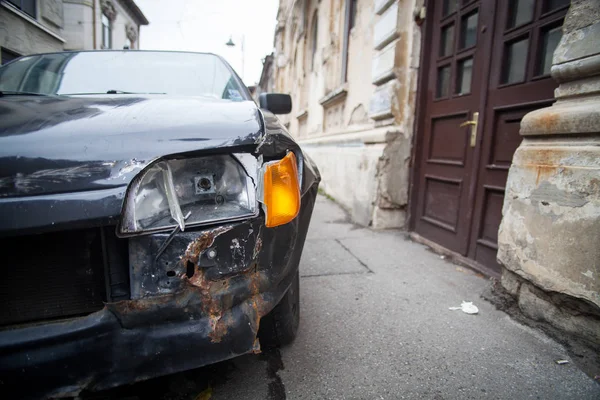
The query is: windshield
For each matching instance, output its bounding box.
[0,51,248,100]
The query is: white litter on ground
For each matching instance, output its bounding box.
[449,301,479,314]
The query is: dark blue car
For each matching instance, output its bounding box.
[0,50,320,399]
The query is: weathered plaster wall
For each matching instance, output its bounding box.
[303,141,384,226]
[497,0,600,344]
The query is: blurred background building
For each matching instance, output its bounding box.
[0,0,148,64]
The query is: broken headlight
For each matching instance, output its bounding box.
[119,154,258,235]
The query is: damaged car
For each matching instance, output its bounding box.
[0,50,320,399]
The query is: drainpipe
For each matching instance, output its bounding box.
[92,0,97,49]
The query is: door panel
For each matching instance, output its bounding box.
[412,0,568,275]
[428,113,470,165]
[423,175,462,231]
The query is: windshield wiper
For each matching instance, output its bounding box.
[106,89,137,94]
[59,90,167,95]
[105,89,166,94]
[0,90,48,97]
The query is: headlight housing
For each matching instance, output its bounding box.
[119,154,258,235]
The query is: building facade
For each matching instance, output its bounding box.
[268,0,420,230]
[265,0,599,345]
[255,53,275,100]
[0,0,148,64]
[62,0,148,51]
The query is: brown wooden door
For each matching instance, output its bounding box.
[412,0,569,275]
[414,0,495,256]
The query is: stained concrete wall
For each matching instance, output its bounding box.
[271,0,421,228]
[497,0,600,345]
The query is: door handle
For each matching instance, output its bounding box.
[460,112,479,147]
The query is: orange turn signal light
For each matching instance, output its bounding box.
[263,152,301,227]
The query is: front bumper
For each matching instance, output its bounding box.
[0,184,318,399]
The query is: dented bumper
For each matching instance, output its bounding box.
[0,184,318,399]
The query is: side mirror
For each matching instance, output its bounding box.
[258,93,292,114]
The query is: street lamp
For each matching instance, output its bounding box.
[225,35,245,81]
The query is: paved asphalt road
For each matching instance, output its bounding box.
[89,195,600,400]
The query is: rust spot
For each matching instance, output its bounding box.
[208,312,231,344]
[247,267,270,345]
[177,226,236,343]
[253,237,263,259]
[589,178,600,193]
[530,148,567,165]
[535,110,560,132]
[176,225,268,344]
[251,337,261,354]
[519,148,567,185]
[535,165,557,185]
[110,291,175,313]
[181,225,233,266]
[186,266,232,343]
[187,268,223,320]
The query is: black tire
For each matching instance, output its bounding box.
[258,270,300,348]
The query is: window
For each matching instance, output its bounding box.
[310,13,318,71]
[7,0,36,18]
[543,0,570,13]
[102,14,112,49]
[442,0,457,17]
[456,57,473,95]
[507,0,535,29]
[349,0,358,31]
[538,26,562,76]
[436,65,451,98]
[459,11,479,49]
[440,24,455,57]
[342,0,358,82]
[1,48,21,65]
[502,37,530,84]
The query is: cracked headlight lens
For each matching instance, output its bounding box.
[119,154,258,235]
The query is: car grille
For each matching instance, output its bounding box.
[0,227,130,327]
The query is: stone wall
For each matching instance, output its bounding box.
[271,0,421,228]
[497,0,600,345]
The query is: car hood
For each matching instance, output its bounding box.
[0,95,263,197]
